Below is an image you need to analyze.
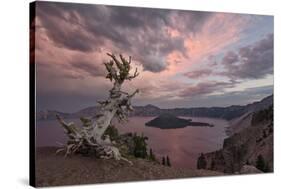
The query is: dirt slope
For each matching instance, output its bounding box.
[36,147,224,187]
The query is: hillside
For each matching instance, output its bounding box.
[225,112,253,136]
[36,147,224,187]
[37,95,273,121]
[198,105,273,173]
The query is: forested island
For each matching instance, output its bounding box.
[145,113,214,129]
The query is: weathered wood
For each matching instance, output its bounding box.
[56,53,139,164]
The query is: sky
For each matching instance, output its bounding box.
[33,1,274,113]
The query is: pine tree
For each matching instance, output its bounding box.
[264,163,270,172]
[256,155,266,172]
[166,156,171,167]
[162,156,166,166]
[211,160,215,169]
[149,148,156,161]
[132,133,148,158]
[197,153,207,169]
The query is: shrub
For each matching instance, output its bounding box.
[256,155,266,172]
[197,153,207,169]
[132,133,148,158]
[103,125,119,141]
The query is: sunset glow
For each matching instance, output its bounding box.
[34,2,273,112]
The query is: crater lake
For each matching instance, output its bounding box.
[36,116,228,169]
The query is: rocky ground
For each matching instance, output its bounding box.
[35,147,224,187]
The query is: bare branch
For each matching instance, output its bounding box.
[128,89,139,98]
[107,53,124,71]
[126,68,139,80]
[56,114,81,137]
[104,61,118,81]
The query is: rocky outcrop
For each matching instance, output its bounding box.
[199,105,273,173]
[226,112,253,136]
[239,165,262,174]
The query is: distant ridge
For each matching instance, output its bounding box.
[37,95,273,121]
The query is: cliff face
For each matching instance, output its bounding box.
[200,105,273,173]
[225,112,253,136]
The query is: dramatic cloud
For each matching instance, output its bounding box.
[184,69,212,78]
[202,85,274,107]
[222,34,273,79]
[33,2,273,111]
[179,81,236,97]
[35,2,212,73]
[223,85,273,98]
[36,5,96,52]
[69,60,105,78]
[222,51,239,65]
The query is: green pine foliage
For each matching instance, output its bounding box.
[197,153,207,169]
[103,125,119,141]
[132,133,148,158]
[256,155,270,172]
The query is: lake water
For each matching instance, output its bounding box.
[36,117,228,169]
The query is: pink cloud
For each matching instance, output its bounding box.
[184,13,249,63]
[34,3,266,111]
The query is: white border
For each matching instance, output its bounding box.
[0,0,280,188]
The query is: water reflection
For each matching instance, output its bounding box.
[36,117,228,169]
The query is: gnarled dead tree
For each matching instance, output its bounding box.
[56,53,139,164]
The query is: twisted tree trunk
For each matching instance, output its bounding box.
[56,53,139,164]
